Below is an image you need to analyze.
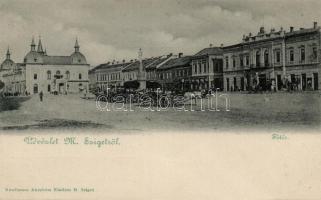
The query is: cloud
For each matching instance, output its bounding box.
[0,0,320,66]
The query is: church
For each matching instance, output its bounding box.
[0,37,90,95]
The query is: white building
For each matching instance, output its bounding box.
[0,37,90,95]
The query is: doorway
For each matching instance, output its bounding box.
[58,83,64,93]
[302,74,306,91]
[33,84,38,94]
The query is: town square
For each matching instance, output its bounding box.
[0,1,320,132]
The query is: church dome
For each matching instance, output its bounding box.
[70,52,87,64]
[24,51,44,64]
[0,59,14,71]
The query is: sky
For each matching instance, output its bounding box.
[0,0,321,66]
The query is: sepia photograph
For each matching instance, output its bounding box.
[0,0,320,132]
[0,0,321,199]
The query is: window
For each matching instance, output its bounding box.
[289,49,294,62]
[256,50,261,66]
[264,50,269,66]
[47,70,51,80]
[225,57,229,69]
[313,47,318,59]
[79,73,82,80]
[194,64,197,73]
[240,56,243,67]
[56,70,61,75]
[233,58,236,68]
[246,55,249,66]
[203,63,207,73]
[34,73,37,80]
[300,47,305,61]
[66,71,70,80]
[276,51,281,63]
[47,84,51,92]
[198,63,201,74]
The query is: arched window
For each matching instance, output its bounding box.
[79,73,82,80]
[47,70,51,80]
[256,50,261,67]
[264,50,269,66]
[66,71,70,79]
[56,70,61,75]
[289,49,294,62]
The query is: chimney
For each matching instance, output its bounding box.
[178,53,183,58]
[209,43,213,47]
[167,53,173,58]
[314,21,318,29]
[130,59,133,63]
[290,27,294,32]
[220,43,224,48]
[123,59,126,63]
[249,32,252,37]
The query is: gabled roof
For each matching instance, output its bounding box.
[145,56,169,70]
[157,56,192,70]
[122,57,160,72]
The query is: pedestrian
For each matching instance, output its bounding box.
[39,91,43,102]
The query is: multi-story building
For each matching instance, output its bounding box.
[191,46,224,91]
[0,37,90,95]
[223,22,320,91]
[156,54,192,91]
[94,61,130,92]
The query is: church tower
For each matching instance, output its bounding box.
[74,38,80,53]
[30,37,36,52]
[37,36,44,54]
[6,47,10,60]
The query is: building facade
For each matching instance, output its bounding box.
[223,22,320,92]
[156,54,192,92]
[0,37,90,95]
[191,47,224,91]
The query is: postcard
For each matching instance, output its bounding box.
[0,0,320,199]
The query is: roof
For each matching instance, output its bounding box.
[145,56,169,70]
[122,57,160,72]
[194,47,223,56]
[223,27,320,50]
[42,56,72,65]
[157,56,192,70]
[95,62,130,71]
[285,28,319,37]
